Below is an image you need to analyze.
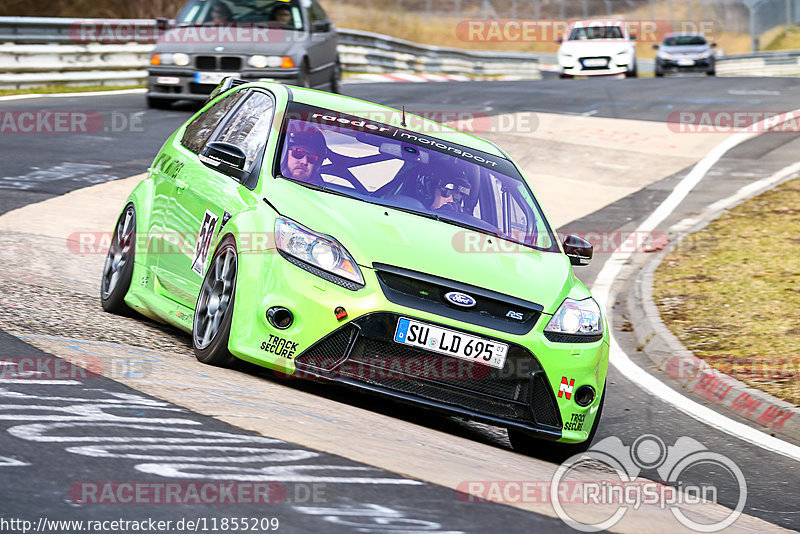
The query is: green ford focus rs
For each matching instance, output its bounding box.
[101,79,609,459]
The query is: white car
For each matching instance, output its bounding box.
[557,20,637,78]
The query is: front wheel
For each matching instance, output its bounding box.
[193,235,238,367]
[625,63,638,78]
[330,61,342,94]
[100,203,136,315]
[509,384,606,463]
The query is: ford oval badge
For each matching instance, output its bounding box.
[444,291,476,308]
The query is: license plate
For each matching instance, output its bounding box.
[393,317,508,369]
[194,71,239,84]
[677,58,695,66]
[583,58,607,67]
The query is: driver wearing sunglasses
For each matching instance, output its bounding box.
[429,176,471,213]
[283,129,327,183]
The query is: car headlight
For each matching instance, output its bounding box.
[151,53,171,65]
[698,51,712,59]
[660,52,674,60]
[545,298,602,336]
[173,53,190,66]
[248,54,270,68]
[275,217,364,286]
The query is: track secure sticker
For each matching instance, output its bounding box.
[191,210,219,276]
[261,335,299,359]
[564,413,585,431]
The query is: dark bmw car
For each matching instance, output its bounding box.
[147,0,339,108]
[654,33,716,76]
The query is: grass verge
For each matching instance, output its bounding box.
[654,178,800,406]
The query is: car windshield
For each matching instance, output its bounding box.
[276,104,558,252]
[664,35,707,46]
[176,0,304,30]
[569,25,624,40]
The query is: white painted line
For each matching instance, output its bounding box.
[591,110,800,463]
[0,89,145,102]
[0,379,82,384]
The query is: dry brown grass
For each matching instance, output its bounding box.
[655,179,800,406]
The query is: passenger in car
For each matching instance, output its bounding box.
[271,4,293,27]
[428,176,471,213]
[209,2,232,22]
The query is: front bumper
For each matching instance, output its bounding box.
[656,58,714,73]
[559,55,631,76]
[228,249,609,444]
[147,67,302,101]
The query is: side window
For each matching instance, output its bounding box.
[181,91,246,154]
[308,0,328,24]
[211,91,275,173]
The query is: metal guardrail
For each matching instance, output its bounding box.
[716,49,800,76]
[0,17,541,88]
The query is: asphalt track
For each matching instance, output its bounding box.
[1,77,799,532]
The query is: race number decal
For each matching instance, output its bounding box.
[191,210,219,276]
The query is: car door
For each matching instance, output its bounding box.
[304,0,337,88]
[149,89,245,296]
[157,89,276,308]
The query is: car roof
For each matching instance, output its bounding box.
[264,84,507,159]
[570,19,626,28]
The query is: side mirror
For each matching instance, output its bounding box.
[200,142,247,181]
[652,43,660,50]
[563,234,593,266]
[556,37,563,44]
[630,34,638,40]
[312,20,331,33]
[711,42,717,47]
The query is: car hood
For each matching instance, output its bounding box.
[268,181,574,313]
[559,40,632,56]
[660,45,711,56]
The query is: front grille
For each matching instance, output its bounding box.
[195,56,243,71]
[294,312,562,427]
[294,325,358,371]
[531,372,562,427]
[196,56,216,70]
[374,263,542,335]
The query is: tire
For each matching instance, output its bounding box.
[146,96,173,109]
[655,71,664,77]
[101,204,136,315]
[625,63,638,78]
[193,235,238,367]
[299,59,311,88]
[508,384,606,463]
[330,60,342,94]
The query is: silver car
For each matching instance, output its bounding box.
[147,0,339,108]
[654,32,716,77]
